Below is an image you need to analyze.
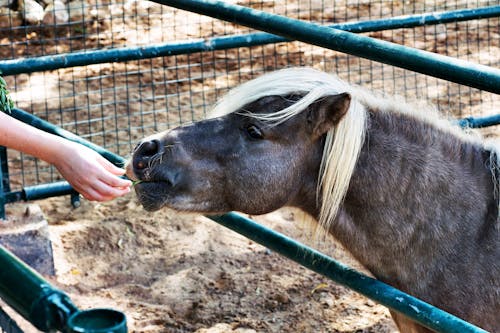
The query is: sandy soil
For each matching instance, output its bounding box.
[3,198,398,333]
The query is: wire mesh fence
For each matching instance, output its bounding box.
[0,0,499,193]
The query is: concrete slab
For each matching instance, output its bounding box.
[0,204,55,276]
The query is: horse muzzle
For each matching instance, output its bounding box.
[128,137,183,187]
[132,139,164,174]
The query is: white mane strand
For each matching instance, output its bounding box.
[485,140,500,215]
[209,67,368,229]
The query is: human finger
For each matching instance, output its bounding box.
[77,186,105,202]
[100,174,132,188]
[96,159,132,188]
[97,156,128,176]
[91,181,131,201]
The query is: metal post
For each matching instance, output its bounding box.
[0,146,9,220]
[0,244,79,331]
[0,245,127,332]
[151,0,500,94]
[0,173,5,220]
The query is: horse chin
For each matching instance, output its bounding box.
[139,200,165,212]
[133,182,171,212]
[133,181,229,214]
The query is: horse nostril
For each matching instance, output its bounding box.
[139,140,160,156]
[133,139,163,170]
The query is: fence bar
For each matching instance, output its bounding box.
[0,148,9,194]
[210,212,486,333]
[0,244,79,331]
[0,147,9,219]
[152,0,500,94]
[0,245,127,332]
[333,6,500,33]
[20,181,74,201]
[2,109,490,332]
[0,160,4,220]
[0,6,499,77]
[0,306,23,333]
[9,108,125,166]
[458,114,500,128]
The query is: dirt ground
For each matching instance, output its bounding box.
[1,1,499,332]
[3,198,398,333]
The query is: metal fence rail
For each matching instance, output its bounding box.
[0,306,23,333]
[210,213,488,333]
[1,6,499,76]
[152,0,500,94]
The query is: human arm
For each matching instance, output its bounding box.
[0,112,131,201]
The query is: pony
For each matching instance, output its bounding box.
[126,67,499,333]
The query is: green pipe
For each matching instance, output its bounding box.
[9,108,125,167]
[21,181,76,201]
[210,213,487,333]
[457,114,500,128]
[0,166,5,220]
[0,245,127,332]
[0,306,23,333]
[152,0,500,94]
[0,6,498,76]
[333,6,500,33]
[0,147,8,219]
[66,309,127,333]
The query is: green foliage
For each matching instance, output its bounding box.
[0,76,14,113]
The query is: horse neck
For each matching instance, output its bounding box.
[320,110,498,288]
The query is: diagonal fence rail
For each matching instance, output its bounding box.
[150,0,500,94]
[0,6,499,77]
[0,243,127,333]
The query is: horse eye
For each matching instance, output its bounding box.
[246,125,264,139]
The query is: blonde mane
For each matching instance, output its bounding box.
[209,67,500,227]
[209,67,367,229]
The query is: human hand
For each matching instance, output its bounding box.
[52,141,132,201]
[0,112,131,201]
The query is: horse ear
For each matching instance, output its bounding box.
[309,92,351,138]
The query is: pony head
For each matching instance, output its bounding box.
[127,67,367,228]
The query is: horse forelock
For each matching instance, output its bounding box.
[208,67,368,229]
[209,67,352,119]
